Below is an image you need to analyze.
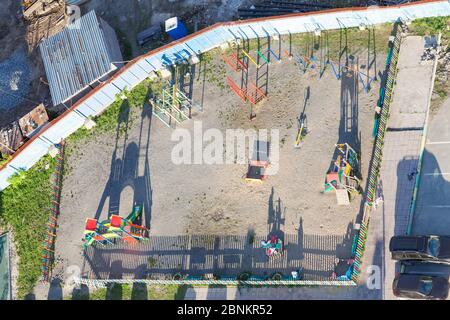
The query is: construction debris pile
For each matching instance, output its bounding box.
[431,38,450,105]
[22,0,68,52]
[0,104,49,158]
[421,35,440,61]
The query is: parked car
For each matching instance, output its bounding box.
[137,25,162,46]
[393,274,449,300]
[389,235,450,263]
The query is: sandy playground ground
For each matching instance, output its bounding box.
[46,39,387,286]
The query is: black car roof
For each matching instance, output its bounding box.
[437,237,450,258]
[396,274,423,291]
[390,236,428,251]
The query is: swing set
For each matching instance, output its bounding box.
[294,87,311,149]
[292,26,378,93]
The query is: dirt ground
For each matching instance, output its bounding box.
[30,39,388,297]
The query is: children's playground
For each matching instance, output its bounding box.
[52,25,393,284]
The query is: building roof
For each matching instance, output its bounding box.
[39,10,120,106]
[18,103,49,138]
[0,122,24,155]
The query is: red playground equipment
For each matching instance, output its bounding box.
[109,214,149,244]
[83,205,149,248]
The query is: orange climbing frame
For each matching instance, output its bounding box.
[245,83,267,106]
[227,77,267,107]
[223,53,248,72]
[226,77,246,102]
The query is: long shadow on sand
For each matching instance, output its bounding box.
[82,225,355,282]
[94,93,153,229]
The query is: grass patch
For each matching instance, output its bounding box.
[66,79,159,146]
[0,156,55,298]
[201,49,227,90]
[0,153,11,169]
[69,284,187,300]
[409,17,450,39]
[290,23,393,61]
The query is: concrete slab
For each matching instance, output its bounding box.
[396,36,426,69]
[396,67,433,114]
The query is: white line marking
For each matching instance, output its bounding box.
[423,172,450,176]
[426,141,450,145]
[423,205,450,208]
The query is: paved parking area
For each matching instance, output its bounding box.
[413,98,450,236]
[403,97,450,300]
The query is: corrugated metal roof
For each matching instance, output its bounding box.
[39,10,118,106]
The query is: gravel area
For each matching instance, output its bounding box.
[0,50,30,111]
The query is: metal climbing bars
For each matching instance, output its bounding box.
[150,85,196,128]
[225,29,270,120]
[223,52,248,72]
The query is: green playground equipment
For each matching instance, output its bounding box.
[150,85,191,128]
[324,143,361,204]
[150,65,200,128]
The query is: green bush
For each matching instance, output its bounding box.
[410,17,450,36]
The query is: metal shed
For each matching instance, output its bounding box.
[39,10,123,107]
